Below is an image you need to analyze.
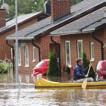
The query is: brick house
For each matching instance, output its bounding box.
[0,10,47,70]
[7,0,105,74]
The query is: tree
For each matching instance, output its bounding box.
[72,0,83,5]
[82,52,96,80]
[47,51,60,81]
[82,52,90,69]
[0,0,45,19]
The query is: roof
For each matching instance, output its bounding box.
[6,17,51,40]
[6,0,106,40]
[0,11,42,33]
[51,7,106,35]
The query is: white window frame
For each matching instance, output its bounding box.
[18,47,21,66]
[90,42,95,61]
[65,41,71,67]
[77,40,83,59]
[32,46,37,62]
[24,45,29,67]
[11,48,13,60]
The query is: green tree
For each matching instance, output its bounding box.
[82,52,95,80]
[72,0,83,5]
[82,52,90,69]
[0,0,45,19]
[47,51,60,81]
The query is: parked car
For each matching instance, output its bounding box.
[32,59,49,76]
[96,60,106,79]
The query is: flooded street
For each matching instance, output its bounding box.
[0,87,106,106]
[0,73,106,106]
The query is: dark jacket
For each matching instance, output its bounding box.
[74,64,85,80]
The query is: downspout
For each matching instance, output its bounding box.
[6,40,15,72]
[32,39,41,61]
[51,36,61,75]
[92,32,104,60]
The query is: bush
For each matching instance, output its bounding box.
[65,66,70,75]
[82,52,90,69]
[0,61,12,74]
[82,52,95,80]
[47,51,60,80]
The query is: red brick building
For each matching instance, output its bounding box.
[0,10,47,70]
[6,0,105,74]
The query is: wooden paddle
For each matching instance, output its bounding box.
[82,62,93,89]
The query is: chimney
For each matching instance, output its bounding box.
[51,0,71,21]
[0,9,6,28]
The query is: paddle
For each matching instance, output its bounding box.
[82,61,93,89]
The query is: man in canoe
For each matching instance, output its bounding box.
[73,59,94,82]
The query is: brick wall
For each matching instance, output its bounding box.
[51,0,70,21]
[0,9,6,28]
[103,27,106,59]
[60,31,103,71]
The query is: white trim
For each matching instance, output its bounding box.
[18,46,21,66]
[90,42,95,61]
[24,45,29,67]
[77,40,83,58]
[65,41,71,67]
[11,48,13,60]
[32,46,37,62]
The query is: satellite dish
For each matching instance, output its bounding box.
[1,3,9,14]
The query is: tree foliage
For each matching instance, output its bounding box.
[0,0,45,19]
[72,0,83,5]
[82,52,90,69]
[47,51,60,81]
[0,0,83,19]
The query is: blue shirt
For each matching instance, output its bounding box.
[74,64,85,80]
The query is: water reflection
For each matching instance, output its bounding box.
[0,88,106,106]
[0,72,106,106]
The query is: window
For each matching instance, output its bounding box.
[77,40,83,58]
[24,45,29,67]
[90,42,95,61]
[32,46,38,62]
[65,41,71,66]
[18,47,21,66]
[11,48,13,60]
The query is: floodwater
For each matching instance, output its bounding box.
[0,72,106,106]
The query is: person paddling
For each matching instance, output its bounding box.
[74,59,85,80]
[73,59,93,82]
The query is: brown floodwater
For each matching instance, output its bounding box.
[0,72,106,106]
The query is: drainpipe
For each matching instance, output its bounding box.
[92,32,104,60]
[32,39,41,61]
[6,40,15,72]
[51,36,61,75]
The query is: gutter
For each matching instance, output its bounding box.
[92,32,104,60]
[6,40,15,72]
[32,39,41,61]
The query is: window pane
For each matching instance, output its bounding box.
[65,41,71,66]
[18,47,21,66]
[90,42,95,60]
[77,40,83,58]
[33,46,38,62]
[24,45,29,67]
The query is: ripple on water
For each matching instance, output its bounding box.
[0,86,106,106]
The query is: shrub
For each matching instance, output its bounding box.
[0,61,12,74]
[82,52,90,69]
[82,52,95,80]
[47,51,60,80]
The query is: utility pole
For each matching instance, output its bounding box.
[15,0,19,84]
